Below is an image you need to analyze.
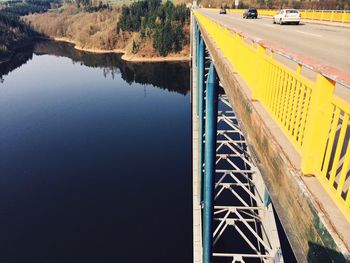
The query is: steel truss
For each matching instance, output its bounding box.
[195,24,284,262]
[211,94,284,263]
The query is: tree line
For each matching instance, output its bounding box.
[1,0,60,16]
[73,0,111,12]
[117,0,190,56]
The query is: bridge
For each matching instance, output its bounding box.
[191,7,350,263]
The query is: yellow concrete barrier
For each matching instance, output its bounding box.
[194,10,350,222]
[204,8,350,23]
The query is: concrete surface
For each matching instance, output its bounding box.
[198,9,350,75]
[292,18,350,28]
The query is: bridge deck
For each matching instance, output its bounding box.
[198,9,350,75]
[194,10,350,262]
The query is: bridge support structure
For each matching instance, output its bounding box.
[192,18,284,263]
[198,36,205,203]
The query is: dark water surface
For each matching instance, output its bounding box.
[0,41,192,262]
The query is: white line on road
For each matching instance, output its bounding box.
[262,24,275,28]
[295,30,322,38]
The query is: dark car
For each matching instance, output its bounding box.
[243,8,258,19]
[219,7,226,14]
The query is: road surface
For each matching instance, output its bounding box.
[199,9,350,74]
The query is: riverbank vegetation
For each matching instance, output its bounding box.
[25,5,122,51]
[24,0,190,60]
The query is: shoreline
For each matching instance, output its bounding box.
[53,37,190,63]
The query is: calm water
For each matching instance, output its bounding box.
[0,41,192,262]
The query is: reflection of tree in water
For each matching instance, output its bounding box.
[0,45,34,83]
[34,41,190,95]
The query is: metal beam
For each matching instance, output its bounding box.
[195,22,200,116]
[198,37,205,203]
[203,62,219,263]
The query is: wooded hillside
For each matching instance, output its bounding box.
[117,0,190,56]
[24,1,190,59]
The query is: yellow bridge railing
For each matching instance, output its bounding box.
[194,10,350,222]
[205,8,350,23]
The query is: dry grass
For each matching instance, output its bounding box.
[24,5,126,50]
[172,0,192,5]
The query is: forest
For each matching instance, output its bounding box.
[2,0,190,60]
[117,0,190,56]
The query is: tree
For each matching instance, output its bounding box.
[172,23,183,52]
[132,40,138,54]
[117,0,189,56]
[266,0,273,9]
[258,0,265,8]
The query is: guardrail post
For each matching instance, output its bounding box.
[346,185,350,207]
[199,37,205,203]
[253,44,267,100]
[203,62,219,263]
[296,64,302,74]
[301,74,335,175]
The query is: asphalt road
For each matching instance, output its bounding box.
[199,9,350,74]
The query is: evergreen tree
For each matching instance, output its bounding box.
[117,0,189,56]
